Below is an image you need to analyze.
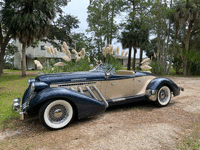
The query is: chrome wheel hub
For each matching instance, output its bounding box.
[49,104,67,123]
[159,89,168,102]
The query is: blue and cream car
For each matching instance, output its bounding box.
[13,64,183,130]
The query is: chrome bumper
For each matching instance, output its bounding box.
[145,89,157,101]
[12,98,24,120]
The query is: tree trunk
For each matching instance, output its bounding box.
[22,43,27,77]
[139,48,143,70]
[132,47,137,70]
[157,27,161,63]
[167,26,178,75]
[0,47,6,77]
[0,27,11,77]
[127,45,132,70]
[184,21,193,75]
[110,0,114,45]
[166,0,173,75]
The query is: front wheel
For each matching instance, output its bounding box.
[155,86,171,107]
[39,100,73,130]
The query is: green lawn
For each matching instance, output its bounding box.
[0,70,37,129]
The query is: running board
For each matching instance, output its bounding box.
[109,95,146,103]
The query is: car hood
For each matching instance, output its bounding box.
[35,71,105,84]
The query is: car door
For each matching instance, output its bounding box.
[103,77,135,100]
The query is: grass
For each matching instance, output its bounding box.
[178,124,200,150]
[0,69,37,129]
[3,69,38,73]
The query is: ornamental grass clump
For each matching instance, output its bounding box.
[34,60,43,70]
[114,46,119,55]
[95,45,123,70]
[41,41,90,73]
[42,43,122,73]
[140,58,152,70]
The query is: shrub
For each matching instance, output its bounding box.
[150,61,165,75]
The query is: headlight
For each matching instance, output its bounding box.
[28,79,36,86]
[28,79,31,86]
[30,82,49,91]
[31,82,35,91]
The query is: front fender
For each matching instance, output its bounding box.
[29,87,106,119]
[146,77,180,99]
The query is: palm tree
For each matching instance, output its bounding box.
[120,31,133,70]
[124,19,149,70]
[2,0,55,76]
[174,0,200,75]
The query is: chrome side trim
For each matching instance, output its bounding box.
[71,78,86,81]
[85,86,98,100]
[92,85,108,108]
[77,86,83,94]
[111,98,126,102]
[70,87,75,91]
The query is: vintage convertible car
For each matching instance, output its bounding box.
[13,63,183,130]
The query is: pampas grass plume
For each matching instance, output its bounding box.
[34,60,43,69]
[94,58,98,63]
[62,55,71,62]
[61,46,66,53]
[141,65,152,70]
[125,51,128,57]
[72,49,78,55]
[106,47,110,54]
[50,46,54,54]
[141,58,150,64]
[45,46,51,55]
[63,42,68,51]
[54,62,66,67]
[116,46,119,55]
[37,64,43,69]
[121,51,125,58]
[54,48,57,55]
[76,56,81,62]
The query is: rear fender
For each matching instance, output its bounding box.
[146,77,180,100]
[29,87,106,119]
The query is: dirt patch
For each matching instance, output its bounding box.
[0,77,200,149]
[0,130,20,140]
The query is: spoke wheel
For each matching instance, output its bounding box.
[39,100,73,130]
[156,86,171,107]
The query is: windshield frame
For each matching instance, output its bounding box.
[89,63,115,74]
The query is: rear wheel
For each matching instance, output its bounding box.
[39,100,73,130]
[155,86,171,107]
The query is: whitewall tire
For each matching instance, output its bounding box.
[39,100,73,130]
[155,86,171,107]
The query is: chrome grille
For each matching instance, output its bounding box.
[22,101,28,109]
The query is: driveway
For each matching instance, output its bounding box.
[0,77,200,150]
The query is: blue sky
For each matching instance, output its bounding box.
[62,0,146,58]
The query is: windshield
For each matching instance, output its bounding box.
[89,63,115,74]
